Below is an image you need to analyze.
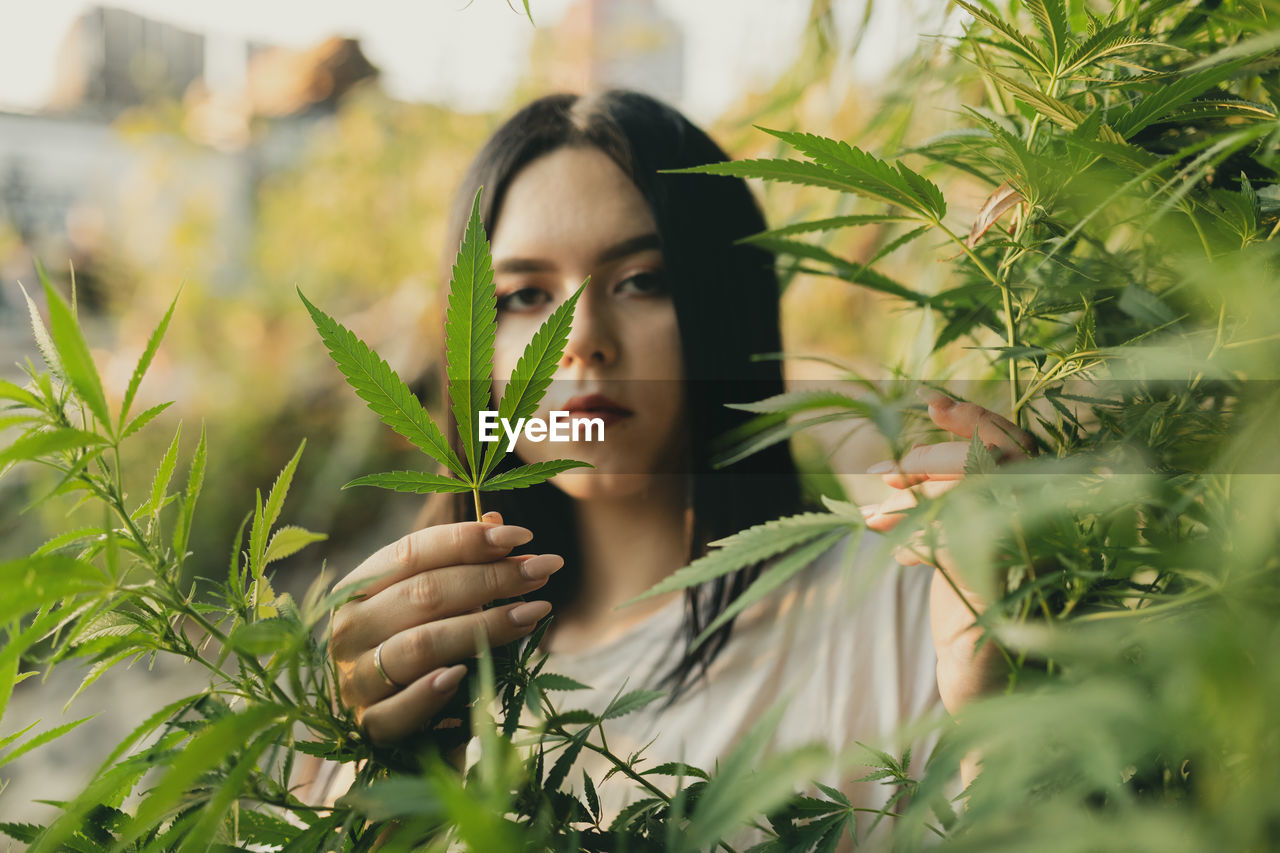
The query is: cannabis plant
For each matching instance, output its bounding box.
[635,0,1280,849]
[0,192,868,850]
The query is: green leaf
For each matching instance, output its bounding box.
[445,187,498,481]
[602,689,666,720]
[17,283,63,379]
[0,716,95,769]
[481,278,588,481]
[0,555,104,625]
[0,428,107,474]
[954,0,1050,74]
[117,703,285,848]
[746,235,932,305]
[65,650,145,712]
[172,424,206,562]
[1115,55,1255,138]
[543,709,599,727]
[0,608,65,716]
[545,726,591,792]
[228,619,296,657]
[298,288,466,479]
[582,770,600,822]
[642,761,711,781]
[622,512,855,606]
[39,274,110,431]
[1025,0,1071,70]
[0,379,42,410]
[344,470,473,494]
[758,127,944,218]
[0,721,37,753]
[682,702,833,851]
[1181,27,1280,73]
[28,734,184,852]
[711,410,857,469]
[691,529,848,650]
[481,459,593,491]
[964,431,999,475]
[338,776,444,821]
[532,673,592,692]
[250,439,305,573]
[142,423,182,521]
[739,214,915,244]
[814,780,852,807]
[0,414,38,432]
[664,158,862,195]
[1117,285,1177,326]
[727,389,872,416]
[1062,21,1163,76]
[100,693,205,771]
[227,807,299,848]
[1149,98,1277,125]
[985,69,1094,133]
[263,525,327,565]
[608,797,664,834]
[119,402,173,441]
[120,288,179,429]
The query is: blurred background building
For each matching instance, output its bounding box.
[0,1,694,350]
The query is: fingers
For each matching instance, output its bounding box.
[892,530,955,570]
[359,663,470,746]
[335,552,563,653]
[860,480,958,532]
[334,518,535,603]
[919,388,1036,457]
[341,599,552,709]
[869,442,970,488]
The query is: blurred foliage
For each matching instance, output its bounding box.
[673,0,1280,849]
[2,88,495,591]
[0,209,870,853]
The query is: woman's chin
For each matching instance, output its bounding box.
[548,469,686,502]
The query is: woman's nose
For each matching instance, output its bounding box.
[559,293,618,369]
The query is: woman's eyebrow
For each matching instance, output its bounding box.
[594,233,661,265]
[493,233,661,274]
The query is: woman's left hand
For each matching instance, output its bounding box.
[858,388,1036,715]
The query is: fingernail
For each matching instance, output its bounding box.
[433,664,467,693]
[486,525,533,549]
[520,554,564,581]
[509,600,552,627]
[482,511,504,525]
[859,504,878,517]
[917,387,954,409]
[867,461,894,474]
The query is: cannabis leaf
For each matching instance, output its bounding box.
[301,186,592,520]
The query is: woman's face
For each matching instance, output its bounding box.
[488,145,688,500]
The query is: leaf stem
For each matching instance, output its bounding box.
[936,220,1021,419]
[472,488,483,523]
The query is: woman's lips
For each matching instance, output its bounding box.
[562,394,633,427]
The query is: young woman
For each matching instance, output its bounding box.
[322,90,1033,845]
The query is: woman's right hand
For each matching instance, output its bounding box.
[329,510,562,746]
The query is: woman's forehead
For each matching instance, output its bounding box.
[490,147,658,265]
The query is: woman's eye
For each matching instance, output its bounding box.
[616,271,669,296]
[496,287,550,313]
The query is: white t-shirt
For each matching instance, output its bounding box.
[463,529,946,850]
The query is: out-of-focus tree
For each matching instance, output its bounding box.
[4,85,494,587]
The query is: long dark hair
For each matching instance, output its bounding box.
[418,89,807,706]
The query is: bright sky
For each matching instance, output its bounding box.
[0,0,938,123]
